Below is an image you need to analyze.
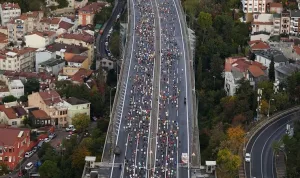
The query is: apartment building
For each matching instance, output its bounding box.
[273,14,281,35]
[25,31,56,48]
[0,47,36,72]
[38,17,61,31]
[242,0,267,13]
[78,2,107,25]
[0,3,21,26]
[290,10,300,36]
[281,11,290,34]
[0,127,30,170]
[251,14,273,34]
[63,97,90,124]
[55,32,94,66]
[28,90,68,127]
[7,11,44,42]
[268,3,283,13]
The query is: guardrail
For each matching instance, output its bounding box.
[239,105,300,178]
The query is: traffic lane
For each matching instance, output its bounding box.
[262,126,286,178]
[245,112,296,178]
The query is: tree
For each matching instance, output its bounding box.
[198,12,212,44]
[19,95,28,102]
[39,160,60,178]
[217,148,241,177]
[2,95,17,103]
[71,145,91,169]
[72,113,90,133]
[57,0,68,8]
[269,56,275,81]
[183,0,199,26]
[0,162,9,176]
[260,99,269,115]
[272,140,283,155]
[24,78,40,95]
[109,31,120,58]
[223,126,245,154]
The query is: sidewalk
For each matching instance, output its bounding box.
[275,150,286,178]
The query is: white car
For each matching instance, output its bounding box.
[44,138,50,143]
[25,162,33,170]
[245,153,251,162]
[25,151,33,158]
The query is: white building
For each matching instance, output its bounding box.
[254,49,288,69]
[290,10,300,36]
[8,79,24,98]
[38,57,65,75]
[0,3,21,26]
[251,14,274,34]
[63,97,90,125]
[242,0,266,13]
[25,31,56,48]
[35,48,55,72]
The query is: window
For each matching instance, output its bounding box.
[12,121,17,125]
[4,157,8,161]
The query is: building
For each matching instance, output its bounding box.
[0,48,36,72]
[290,10,300,36]
[55,32,94,66]
[38,17,61,31]
[254,49,288,68]
[241,0,267,13]
[273,13,281,36]
[0,105,27,127]
[280,11,290,34]
[0,127,30,169]
[66,55,89,69]
[268,3,283,14]
[75,0,89,9]
[57,21,75,35]
[0,3,21,26]
[28,90,68,127]
[275,63,300,82]
[46,42,89,59]
[8,80,24,98]
[29,109,51,127]
[78,2,108,25]
[63,97,90,124]
[0,32,8,50]
[38,57,65,75]
[7,11,44,42]
[25,31,56,48]
[251,14,273,41]
[249,40,270,52]
[224,57,267,96]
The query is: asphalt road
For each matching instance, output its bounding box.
[96,0,126,58]
[245,111,300,178]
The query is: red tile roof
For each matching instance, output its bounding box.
[71,68,93,83]
[79,2,107,13]
[248,65,265,77]
[293,45,300,55]
[31,110,50,119]
[27,31,55,38]
[68,55,87,63]
[59,21,73,30]
[225,57,267,74]
[1,2,20,10]
[249,40,270,50]
[40,17,61,24]
[269,2,283,8]
[58,33,94,43]
[0,127,29,146]
[38,90,61,106]
[2,107,17,119]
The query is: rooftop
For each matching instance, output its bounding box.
[249,40,270,50]
[0,128,29,146]
[254,49,288,63]
[38,90,61,106]
[59,21,74,30]
[290,10,300,17]
[39,57,65,67]
[27,31,56,38]
[275,63,300,76]
[66,97,90,105]
[46,43,89,54]
[79,2,107,13]
[71,68,93,83]
[58,33,94,43]
[31,109,50,120]
[1,2,20,10]
[40,17,61,24]
[68,55,87,63]
[269,2,283,8]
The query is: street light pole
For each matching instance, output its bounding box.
[268,98,275,118]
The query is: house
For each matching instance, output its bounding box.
[0,48,36,72]
[280,11,290,34]
[28,90,68,127]
[63,97,90,124]
[78,2,108,25]
[35,48,56,72]
[275,63,300,82]
[57,21,75,35]
[0,3,21,26]
[224,57,267,96]
[99,58,114,70]
[75,0,89,9]
[254,49,288,68]
[290,10,300,36]
[0,32,8,50]
[29,109,51,127]
[268,3,283,14]
[248,40,270,52]
[7,11,44,42]
[241,0,267,13]
[38,17,61,31]
[273,13,281,36]
[46,43,89,60]
[25,31,56,48]
[58,68,93,84]
[38,57,65,75]
[251,14,273,41]
[66,55,89,69]
[0,127,30,169]
[8,79,24,98]
[55,32,94,66]
[0,105,27,127]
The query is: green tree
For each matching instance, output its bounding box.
[2,95,17,103]
[196,58,202,89]
[19,95,28,102]
[0,162,9,176]
[217,148,241,177]
[38,142,52,159]
[198,12,212,44]
[269,56,275,81]
[183,0,199,26]
[24,78,40,95]
[72,113,90,133]
[272,140,283,155]
[109,31,120,58]
[39,160,60,178]
[57,0,68,8]
[71,145,91,169]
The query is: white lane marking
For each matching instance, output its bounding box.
[248,112,294,178]
[153,0,161,175]
[109,0,136,177]
[146,0,156,177]
[172,0,190,177]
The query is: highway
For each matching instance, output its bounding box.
[105,0,193,177]
[245,111,300,178]
[96,0,126,58]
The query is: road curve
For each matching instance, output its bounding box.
[245,110,300,178]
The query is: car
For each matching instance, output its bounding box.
[25,151,33,158]
[49,133,56,140]
[117,14,120,19]
[105,41,108,46]
[25,162,33,170]
[32,147,37,153]
[37,140,44,149]
[66,125,76,132]
[44,138,50,143]
[245,153,251,162]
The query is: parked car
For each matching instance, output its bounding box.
[25,162,33,170]
[37,141,44,149]
[66,125,76,132]
[44,138,50,143]
[25,151,33,158]
[49,133,56,140]
[32,147,37,153]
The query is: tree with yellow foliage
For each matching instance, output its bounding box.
[221,125,245,154]
[217,148,241,178]
[71,145,91,169]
